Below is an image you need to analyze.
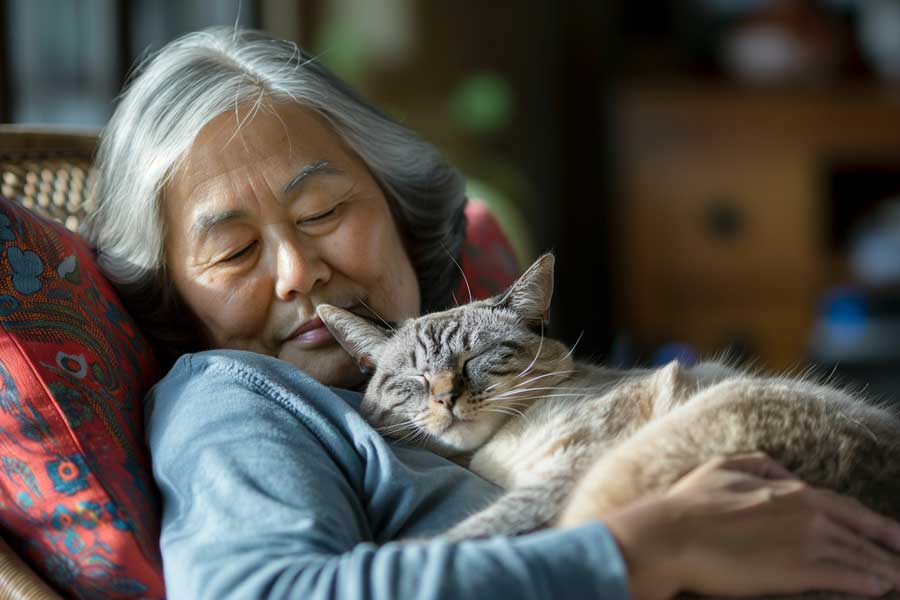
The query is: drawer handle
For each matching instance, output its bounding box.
[705,201,744,240]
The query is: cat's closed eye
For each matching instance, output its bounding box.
[462,350,514,382]
[406,374,428,392]
[462,356,479,380]
[381,373,429,397]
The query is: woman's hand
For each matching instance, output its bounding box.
[599,452,900,600]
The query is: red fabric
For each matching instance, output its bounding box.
[457,200,521,301]
[0,196,164,599]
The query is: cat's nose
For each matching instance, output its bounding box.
[426,371,459,410]
[432,391,455,409]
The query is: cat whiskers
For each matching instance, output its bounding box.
[379,413,450,449]
[479,387,586,425]
[484,406,528,420]
[481,400,532,423]
[393,422,433,447]
[489,392,587,405]
[486,367,583,401]
[376,413,430,438]
[354,296,396,333]
[506,369,579,392]
[442,241,473,306]
[482,367,574,394]
[554,330,584,363]
[376,420,419,436]
[404,427,434,449]
[517,321,545,378]
[483,380,504,393]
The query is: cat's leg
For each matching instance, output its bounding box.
[442,472,576,541]
[556,397,736,527]
[555,450,654,527]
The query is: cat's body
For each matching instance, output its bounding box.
[451,359,900,543]
[317,254,900,599]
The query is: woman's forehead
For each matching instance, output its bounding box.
[183,104,338,170]
[168,103,353,206]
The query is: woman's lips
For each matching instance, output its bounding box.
[285,316,336,350]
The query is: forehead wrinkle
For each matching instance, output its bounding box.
[186,169,257,242]
[173,158,250,216]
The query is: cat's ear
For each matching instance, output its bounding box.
[493,253,555,325]
[316,305,389,371]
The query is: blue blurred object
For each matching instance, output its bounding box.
[808,282,900,406]
[810,286,900,362]
[848,198,900,286]
[818,286,869,346]
[810,196,900,371]
[809,284,900,405]
[652,343,699,367]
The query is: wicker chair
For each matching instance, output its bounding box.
[0,126,98,232]
[0,125,100,600]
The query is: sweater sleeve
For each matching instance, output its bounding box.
[146,351,629,600]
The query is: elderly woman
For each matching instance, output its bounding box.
[83,28,900,599]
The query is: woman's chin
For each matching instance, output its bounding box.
[279,344,366,389]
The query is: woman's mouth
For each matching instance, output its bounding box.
[285,316,336,350]
[285,303,365,350]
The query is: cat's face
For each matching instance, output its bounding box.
[318,254,574,457]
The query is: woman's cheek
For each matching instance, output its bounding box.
[330,210,385,273]
[351,208,419,316]
[194,272,269,337]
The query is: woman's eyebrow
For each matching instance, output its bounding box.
[282,159,343,196]
[193,209,246,240]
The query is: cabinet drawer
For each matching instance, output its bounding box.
[657,303,815,371]
[625,153,820,297]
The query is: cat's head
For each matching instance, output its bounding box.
[317,254,574,457]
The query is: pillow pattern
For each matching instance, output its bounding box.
[0,196,164,598]
[457,199,521,301]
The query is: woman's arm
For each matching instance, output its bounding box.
[146,351,628,600]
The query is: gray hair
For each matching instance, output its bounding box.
[83,27,466,363]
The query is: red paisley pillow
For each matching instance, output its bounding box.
[457,199,521,301]
[0,196,164,599]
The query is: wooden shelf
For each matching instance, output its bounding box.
[610,81,900,369]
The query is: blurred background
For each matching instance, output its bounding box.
[2,0,900,401]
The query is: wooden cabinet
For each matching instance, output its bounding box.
[611,83,900,369]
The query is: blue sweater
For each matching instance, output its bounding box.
[146,350,629,599]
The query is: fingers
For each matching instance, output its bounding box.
[706,451,798,480]
[806,562,892,598]
[697,453,900,552]
[703,452,900,556]
[669,452,799,498]
[820,515,900,588]
[811,487,900,554]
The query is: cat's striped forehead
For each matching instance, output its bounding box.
[387,302,524,363]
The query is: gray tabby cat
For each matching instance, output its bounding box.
[316,255,900,555]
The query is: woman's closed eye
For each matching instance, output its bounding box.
[297,203,342,226]
[221,240,258,263]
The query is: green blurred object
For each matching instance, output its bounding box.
[466,174,536,271]
[449,72,514,135]
[313,19,367,85]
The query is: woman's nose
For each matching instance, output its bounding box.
[274,236,332,300]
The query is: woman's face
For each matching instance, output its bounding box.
[164,103,421,388]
